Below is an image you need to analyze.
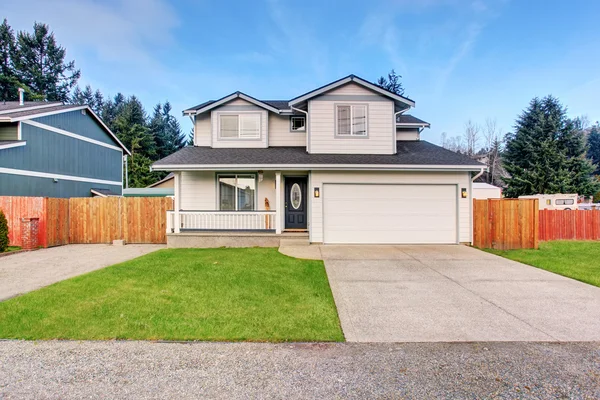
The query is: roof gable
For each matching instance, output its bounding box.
[288,75,415,108]
[183,92,281,115]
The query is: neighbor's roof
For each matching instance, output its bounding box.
[153,141,485,170]
[147,172,174,188]
[0,102,131,155]
[397,114,430,127]
[0,101,62,112]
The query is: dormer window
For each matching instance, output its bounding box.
[336,104,367,136]
[219,113,261,139]
[290,116,306,132]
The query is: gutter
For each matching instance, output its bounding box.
[152,164,486,172]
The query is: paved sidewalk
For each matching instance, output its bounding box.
[0,244,163,301]
[0,341,598,399]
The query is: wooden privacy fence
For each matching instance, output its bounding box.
[0,196,69,248]
[473,199,539,250]
[0,196,173,246]
[539,210,600,241]
[69,197,173,244]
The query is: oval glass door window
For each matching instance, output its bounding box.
[291,183,302,209]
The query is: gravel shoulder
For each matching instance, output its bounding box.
[0,341,598,399]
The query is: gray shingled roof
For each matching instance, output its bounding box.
[184,99,290,113]
[0,104,84,119]
[0,101,61,111]
[397,114,430,125]
[153,141,484,168]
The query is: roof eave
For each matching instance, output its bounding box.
[152,163,485,172]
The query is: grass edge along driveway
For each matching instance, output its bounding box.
[487,241,600,288]
[0,248,344,342]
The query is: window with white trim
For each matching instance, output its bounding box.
[218,174,256,211]
[290,116,306,132]
[336,104,367,136]
[219,114,261,139]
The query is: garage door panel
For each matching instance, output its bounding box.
[323,184,457,244]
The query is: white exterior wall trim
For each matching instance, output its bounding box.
[22,119,123,152]
[0,141,26,150]
[0,166,122,185]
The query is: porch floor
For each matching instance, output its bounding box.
[167,231,309,248]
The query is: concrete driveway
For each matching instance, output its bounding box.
[321,245,600,342]
[0,244,163,301]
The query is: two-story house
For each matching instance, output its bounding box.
[152,75,484,246]
[0,92,130,198]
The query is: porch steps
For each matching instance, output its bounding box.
[279,237,310,246]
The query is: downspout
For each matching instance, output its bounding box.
[188,114,195,146]
[472,167,485,182]
[393,109,404,154]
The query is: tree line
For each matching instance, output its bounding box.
[441,98,600,199]
[0,19,187,187]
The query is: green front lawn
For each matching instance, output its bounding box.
[487,241,600,288]
[0,248,344,342]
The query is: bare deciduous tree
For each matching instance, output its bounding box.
[463,120,480,156]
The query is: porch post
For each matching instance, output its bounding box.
[174,171,181,233]
[275,171,282,234]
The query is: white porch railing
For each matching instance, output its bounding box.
[167,210,277,232]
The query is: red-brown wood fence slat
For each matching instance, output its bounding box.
[0,196,173,246]
[539,210,600,241]
[473,199,539,250]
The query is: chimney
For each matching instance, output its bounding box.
[18,88,24,106]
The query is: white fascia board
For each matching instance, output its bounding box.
[0,166,122,186]
[0,141,26,150]
[152,164,486,172]
[191,93,280,115]
[288,76,416,108]
[0,103,62,115]
[396,123,431,127]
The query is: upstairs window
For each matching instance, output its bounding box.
[290,116,306,132]
[219,113,261,139]
[336,104,367,136]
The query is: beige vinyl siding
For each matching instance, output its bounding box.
[308,98,394,154]
[0,123,18,140]
[179,170,277,211]
[194,113,211,146]
[268,114,306,147]
[180,171,216,210]
[210,98,268,148]
[310,170,471,243]
[327,82,378,96]
[396,128,420,141]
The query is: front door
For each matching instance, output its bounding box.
[285,177,307,230]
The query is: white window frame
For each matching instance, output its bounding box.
[217,173,257,211]
[290,116,306,132]
[335,104,368,137]
[217,112,261,140]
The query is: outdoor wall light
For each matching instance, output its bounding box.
[314,187,320,198]
[461,188,468,198]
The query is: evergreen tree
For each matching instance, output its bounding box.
[113,96,155,159]
[13,22,80,101]
[503,96,599,197]
[70,84,103,114]
[0,19,21,101]
[149,101,186,159]
[587,124,600,175]
[375,69,405,95]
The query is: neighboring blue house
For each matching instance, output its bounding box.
[0,99,130,198]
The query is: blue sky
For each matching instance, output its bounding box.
[4,0,600,144]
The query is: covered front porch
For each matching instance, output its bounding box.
[167,170,309,236]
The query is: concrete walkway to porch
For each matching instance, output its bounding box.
[278,244,600,342]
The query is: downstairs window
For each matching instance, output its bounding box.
[218,174,256,211]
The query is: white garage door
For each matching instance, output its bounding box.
[323,184,458,244]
